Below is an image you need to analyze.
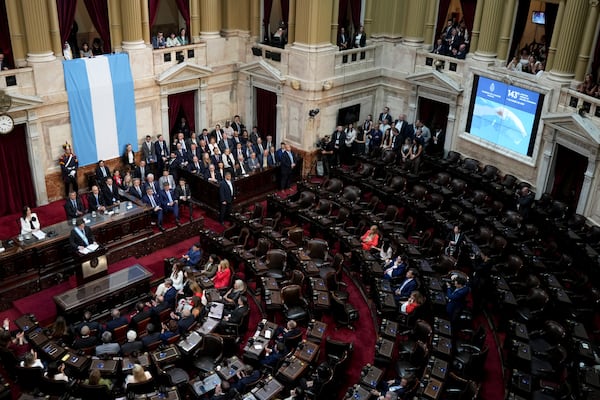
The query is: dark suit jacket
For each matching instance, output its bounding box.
[129,185,145,199]
[164,287,177,309]
[87,192,107,212]
[64,198,85,219]
[177,316,196,334]
[141,332,162,348]
[395,278,418,299]
[105,316,128,333]
[134,166,149,181]
[142,192,161,209]
[174,184,192,202]
[72,335,98,350]
[102,184,120,204]
[69,225,95,250]
[121,340,143,356]
[226,305,249,324]
[219,180,234,204]
[154,140,169,159]
[95,166,111,182]
[446,285,470,320]
[280,151,295,174]
[352,32,366,48]
[159,189,177,208]
[218,139,235,153]
[144,181,159,194]
[129,310,152,330]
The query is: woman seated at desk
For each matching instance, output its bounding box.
[20,206,41,236]
[125,364,152,386]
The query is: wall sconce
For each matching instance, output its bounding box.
[309,108,320,118]
[290,80,301,90]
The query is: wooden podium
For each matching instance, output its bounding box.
[74,246,108,285]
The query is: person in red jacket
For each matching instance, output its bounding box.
[213,259,232,290]
[361,225,380,250]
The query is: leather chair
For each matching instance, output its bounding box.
[265,249,287,280]
[338,185,361,204]
[331,208,351,229]
[444,373,480,400]
[287,227,305,247]
[358,195,380,213]
[220,307,250,337]
[448,178,467,200]
[395,340,429,378]
[306,238,330,267]
[193,333,224,372]
[16,366,43,393]
[324,271,349,301]
[250,237,270,259]
[320,178,344,197]
[312,199,334,216]
[428,171,452,194]
[287,191,316,212]
[348,163,375,181]
[380,175,407,195]
[0,347,19,378]
[398,319,433,356]
[331,292,358,330]
[76,382,114,400]
[113,323,129,344]
[231,227,250,250]
[439,150,461,168]
[529,320,566,354]
[319,252,344,279]
[491,173,517,193]
[473,226,493,249]
[126,378,156,395]
[375,149,396,166]
[282,269,305,287]
[39,376,70,397]
[325,337,353,373]
[281,284,310,322]
[456,157,480,177]
[452,345,489,381]
[284,330,304,351]
[478,164,499,183]
[516,287,550,324]
[530,344,568,381]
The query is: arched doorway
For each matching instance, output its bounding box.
[550,145,587,212]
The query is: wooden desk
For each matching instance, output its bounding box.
[90,359,118,375]
[243,336,269,361]
[40,341,66,361]
[375,337,395,361]
[277,356,308,382]
[294,341,319,363]
[306,321,327,343]
[217,357,246,380]
[181,166,280,210]
[122,354,151,373]
[151,345,181,365]
[0,204,152,311]
[422,378,444,400]
[62,351,90,371]
[53,264,153,323]
[360,365,383,389]
[251,376,284,400]
[432,335,452,359]
[347,385,372,400]
[15,314,38,333]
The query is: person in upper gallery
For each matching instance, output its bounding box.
[213,259,233,290]
[69,218,97,252]
[129,178,145,200]
[122,143,136,171]
[85,185,106,214]
[20,206,41,236]
[393,268,419,301]
[219,172,234,224]
[231,115,245,137]
[279,144,296,190]
[337,27,349,50]
[101,177,120,206]
[378,106,391,125]
[174,177,194,222]
[353,25,367,48]
[95,159,111,183]
[0,52,10,70]
[177,28,188,45]
[59,143,79,198]
[516,186,535,221]
[152,31,166,49]
[361,225,380,251]
[166,32,181,48]
[64,191,85,220]
[142,186,164,231]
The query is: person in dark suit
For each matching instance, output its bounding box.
[205,164,221,183]
[134,160,149,181]
[69,218,96,252]
[163,279,177,309]
[141,323,161,349]
[394,268,419,301]
[234,155,250,177]
[154,134,170,173]
[64,191,85,220]
[219,172,234,224]
[429,128,445,156]
[274,320,302,343]
[218,133,235,153]
[259,341,286,367]
[101,177,120,205]
[279,144,296,190]
[142,187,164,231]
[337,27,349,50]
[445,276,470,323]
[159,181,180,224]
[121,330,143,356]
[222,296,249,325]
[174,308,196,334]
[129,302,152,330]
[174,177,194,222]
[72,311,101,334]
[445,225,464,257]
[231,115,245,137]
[104,309,128,333]
[95,160,111,183]
[352,25,367,48]
[71,325,98,350]
[378,107,391,125]
[516,187,535,221]
[144,174,160,194]
[87,185,107,213]
[129,178,145,200]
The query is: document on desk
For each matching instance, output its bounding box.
[33,230,46,240]
[87,243,99,252]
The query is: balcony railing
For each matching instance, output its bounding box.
[559,88,600,119]
[152,43,207,74]
[334,45,376,73]
[415,50,467,76]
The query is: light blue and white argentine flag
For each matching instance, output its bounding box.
[63,53,138,166]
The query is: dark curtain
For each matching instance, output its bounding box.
[281,0,289,26]
[0,0,14,68]
[551,145,587,212]
[83,0,112,53]
[544,3,558,53]
[509,0,531,59]
[435,0,452,38]
[350,0,361,31]
[149,0,160,28]
[459,0,477,32]
[256,88,277,143]
[57,0,78,43]
[593,30,600,80]
[0,124,36,215]
[174,0,190,32]
[168,91,196,134]
[263,0,273,40]
[338,0,349,30]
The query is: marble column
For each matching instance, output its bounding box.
[21,0,55,62]
[295,0,334,45]
[250,0,260,39]
[191,0,201,42]
[363,0,373,37]
[223,0,250,33]
[469,0,484,54]
[472,0,504,60]
[574,0,600,81]
[108,0,123,52]
[288,0,297,44]
[141,0,150,45]
[120,0,145,50]
[330,0,340,46]
[47,0,62,58]
[370,0,404,38]
[403,0,427,46]
[200,0,222,39]
[6,0,27,66]
[423,0,437,48]
[548,0,589,81]
[545,0,565,71]
[496,0,516,61]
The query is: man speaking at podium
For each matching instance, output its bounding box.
[69,218,98,253]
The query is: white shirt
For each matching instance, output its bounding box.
[20,213,41,235]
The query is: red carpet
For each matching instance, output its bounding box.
[476,314,505,400]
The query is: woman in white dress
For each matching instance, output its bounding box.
[20,206,41,236]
